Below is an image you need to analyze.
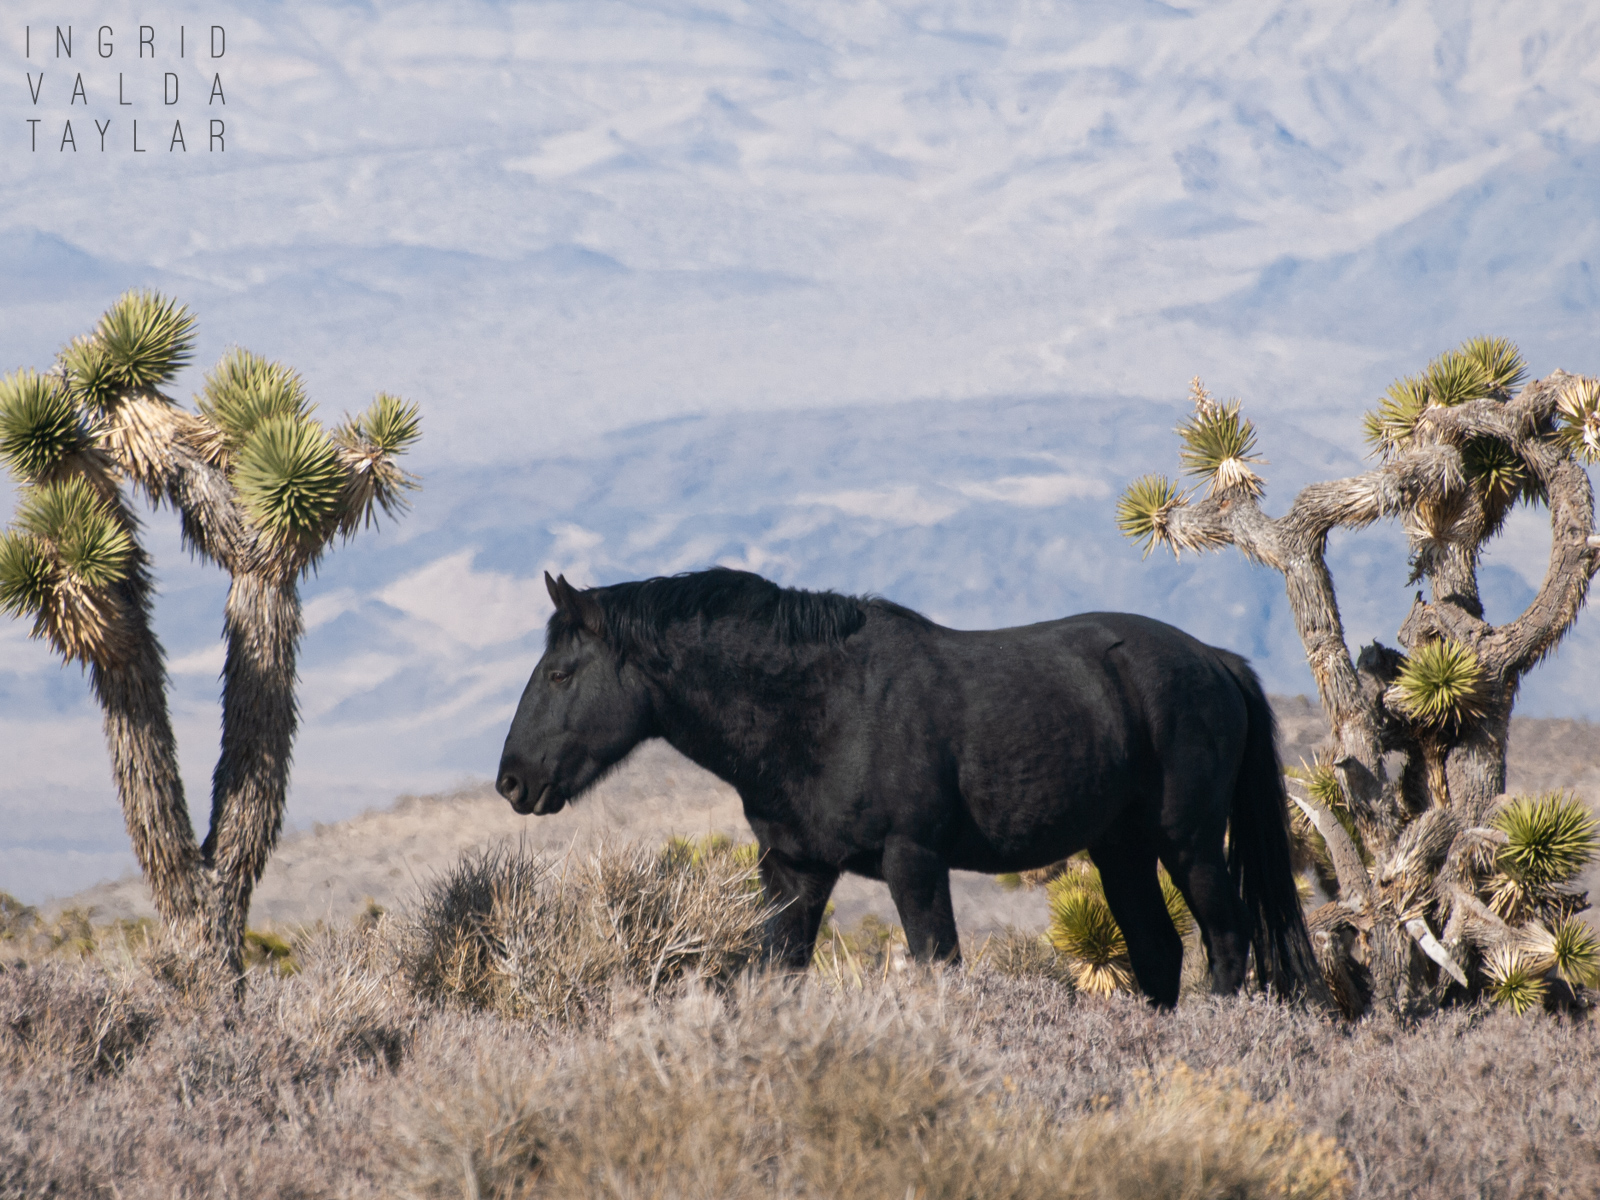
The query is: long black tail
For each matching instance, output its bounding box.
[1220,655,1332,1007]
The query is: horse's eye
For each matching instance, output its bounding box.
[549,669,571,684]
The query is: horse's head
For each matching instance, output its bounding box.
[495,573,658,815]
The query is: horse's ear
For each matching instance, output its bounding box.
[548,572,604,637]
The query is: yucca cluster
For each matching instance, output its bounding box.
[199,348,421,557]
[1388,639,1488,728]
[1115,377,1263,557]
[1362,336,1600,470]
[1117,338,1598,559]
[1290,774,1600,1015]
[1010,788,1599,1011]
[1482,794,1600,1012]
[1040,857,1193,996]
[1362,336,1529,454]
[0,473,131,663]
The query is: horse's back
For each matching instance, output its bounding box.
[919,610,1247,737]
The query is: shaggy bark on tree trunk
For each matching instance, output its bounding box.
[0,292,420,983]
[1119,342,1600,1015]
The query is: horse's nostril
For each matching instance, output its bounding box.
[497,773,526,805]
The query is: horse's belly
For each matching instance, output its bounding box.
[950,769,1131,871]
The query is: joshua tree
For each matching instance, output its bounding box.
[0,292,420,976]
[1115,340,1600,1015]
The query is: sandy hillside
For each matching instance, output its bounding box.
[55,699,1600,936]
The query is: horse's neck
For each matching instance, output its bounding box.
[650,646,809,792]
[655,682,767,789]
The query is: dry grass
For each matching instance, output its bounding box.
[955,972,1600,1200]
[0,958,157,1081]
[387,976,1347,1200]
[384,979,1350,1200]
[974,925,1080,989]
[1,843,1598,1199]
[0,922,417,1198]
[401,838,770,1025]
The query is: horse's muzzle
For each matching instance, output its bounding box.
[529,784,565,814]
[496,771,524,807]
[496,768,566,816]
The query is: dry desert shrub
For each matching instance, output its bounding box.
[0,958,158,1080]
[956,971,1600,1199]
[0,923,417,1199]
[384,974,1347,1200]
[975,925,1080,989]
[811,911,913,986]
[401,839,770,1024]
[0,895,36,942]
[247,924,419,1082]
[1295,1007,1600,1198]
[1067,1062,1348,1200]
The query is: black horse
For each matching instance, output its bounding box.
[496,568,1324,1006]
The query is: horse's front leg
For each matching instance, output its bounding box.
[883,836,961,963]
[758,847,839,970]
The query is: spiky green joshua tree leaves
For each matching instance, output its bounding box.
[1389,639,1490,727]
[334,393,424,533]
[1178,377,1265,498]
[1488,793,1599,921]
[232,416,348,552]
[55,293,198,414]
[1113,381,1268,560]
[0,292,421,980]
[1043,857,1193,996]
[1361,337,1528,456]
[1122,338,1600,1016]
[0,371,96,479]
[88,291,198,391]
[197,348,313,454]
[195,350,420,552]
[1554,377,1600,465]
[1115,474,1185,558]
[0,478,134,665]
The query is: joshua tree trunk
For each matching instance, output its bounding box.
[83,561,304,978]
[90,542,206,931]
[202,574,302,964]
[90,570,301,976]
[1119,349,1600,1015]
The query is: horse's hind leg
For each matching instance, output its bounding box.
[759,849,839,970]
[883,837,961,963]
[1160,841,1251,994]
[1089,840,1183,1007]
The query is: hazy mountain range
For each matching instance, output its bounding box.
[3,1,1598,901]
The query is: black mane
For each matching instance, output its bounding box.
[547,567,927,654]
